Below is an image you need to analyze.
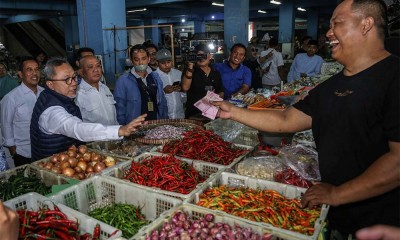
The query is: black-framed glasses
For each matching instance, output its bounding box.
[48,74,78,85]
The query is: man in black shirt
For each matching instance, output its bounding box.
[213,0,400,238]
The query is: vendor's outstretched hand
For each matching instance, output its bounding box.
[0,201,19,240]
[118,114,147,137]
[300,182,339,208]
[212,101,234,119]
[356,225,400,240]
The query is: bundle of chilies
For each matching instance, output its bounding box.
[274,168,313,188]
[146,210,274,240]
[16,204,101,240]
[198,185,321,235]
[124,155,204,194]
[161,129,246,165]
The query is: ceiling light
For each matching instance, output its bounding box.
[181,18,186,23]
[258,10,267,14]
[127,8,147,13]
[270,0,281,5]
[212,2,224,7]
[297,7,306,11]
[211,15,215,19]
[182,28,185,31]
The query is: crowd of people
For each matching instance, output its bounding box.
[0,0,398,239]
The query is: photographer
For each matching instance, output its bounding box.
[181,44,224,119]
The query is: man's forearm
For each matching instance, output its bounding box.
[335,141,400,205]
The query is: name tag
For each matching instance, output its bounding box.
[148,102,154,111]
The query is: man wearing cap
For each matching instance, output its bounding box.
[155,49,185,119]
[0,62,19,101]
[114,44,168,124]
[287,39,325,83]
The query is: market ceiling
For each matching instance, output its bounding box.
[0,0,340,26]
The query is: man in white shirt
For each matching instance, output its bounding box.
[30,57,146,161]
[155,49,185,119]
[261,38,285,89]
[1,56,44,166]
[75,56,118,125]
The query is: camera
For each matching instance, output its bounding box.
[184,51,208,62]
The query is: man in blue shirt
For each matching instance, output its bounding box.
[287,40,325,83]
[214,43,251,99]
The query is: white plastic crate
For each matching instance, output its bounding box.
[101,152,225,199]
[156,143,254,169]
[133,203,276,240]
[4,192,122,240]
[184,171,329,240]
[32,153,127,182]
[0,164,72,201]
[50,175,182,238]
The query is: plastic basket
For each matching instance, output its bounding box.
[4,192,122,239]
[101,152,225,199]
[132,203,276,240]
[32,153,127,182]
[51,175,181,219]
[155,144,254,169]
[0,164,73,201]
[87,140,155,160]
[184,171,329,240]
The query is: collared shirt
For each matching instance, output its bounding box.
[261,48,284,86]
[214,62,251,99]
[38,106,122,142]
[287,53,325,83]
[1,83,44,158]
[155,68,185,119]
[75,79,118,125]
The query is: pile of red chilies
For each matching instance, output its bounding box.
[16,204,101,240]
[274,168,313,188]
[124,155,204,194]
[162,129,246,165]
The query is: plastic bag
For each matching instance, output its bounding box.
[236,156,283,180]
[211,121,245,142]
[277,144,320,182]
[0,146,9,172]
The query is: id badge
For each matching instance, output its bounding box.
[148,102,154,111]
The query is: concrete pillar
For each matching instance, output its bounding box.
[224,0,249,54]
[307,9,319,40]
[63,16,79,64]
[194,20,206,34]
[144,17,160,46]
[278,0,295,43]
[76,0,127,87]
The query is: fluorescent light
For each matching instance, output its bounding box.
[297,7,306,11]
[258,10,267,14]
[182,28,185,31]
[181,18,186,23]
[127,8,147,13]
[211,15,215,19]
[270,0,281,5]
[212,2,224,7]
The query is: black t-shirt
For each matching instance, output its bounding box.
[294,55,400,234]
[183,65,224,118]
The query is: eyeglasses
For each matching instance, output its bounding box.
[251,48,258,52]
[48,74,78,85]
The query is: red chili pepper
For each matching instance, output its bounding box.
[92,224,101,240]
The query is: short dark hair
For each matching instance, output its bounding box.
[130,44,148,58]
[351,0,388,39]
[143,42,158,51]
[195,44,210,54]
[0,62,7,70]
[18,56,37,71]
[75,47,95,61]
[308,39,319,47]
[43,57,70,80]
[268,38,279,47]
[230,43,247,54]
